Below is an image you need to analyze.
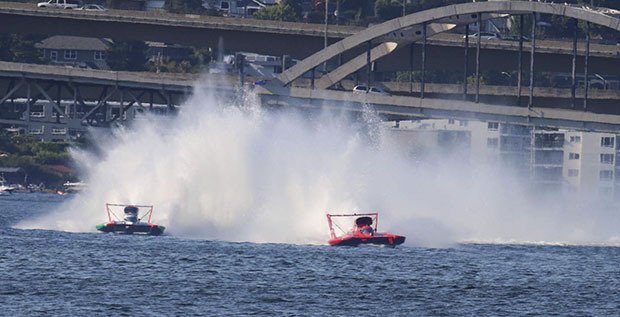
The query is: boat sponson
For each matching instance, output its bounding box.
[96,223,165,236]
[329,235,405,247]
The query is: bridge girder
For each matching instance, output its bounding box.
[0,63,191,140]
[278,1,620,86]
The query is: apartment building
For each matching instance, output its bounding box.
[531,130,564,192]
[388,119,471,162]
[563,131,616,199]
[389,119,620,200]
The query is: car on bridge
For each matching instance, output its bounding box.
[462,32,501,40]
[353,85,389,95]
[75,4,106,11]
[37,0,82,9]
[503,35,530,42]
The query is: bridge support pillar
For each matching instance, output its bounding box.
[529,13,536,109]
[475,15,481,103]
[366,40,371,92]
[119,89,125,120]
[571,18,577,109]
[236,53,245,90]
[517,15,524,105]
[409,43,414,93]
[26,80,31,130]
[463,23,469,100]
[584,22,590,111]
[421,22,427,99]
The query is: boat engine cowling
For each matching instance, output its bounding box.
[123,206,139,223]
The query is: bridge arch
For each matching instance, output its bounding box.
[278,1,620,86]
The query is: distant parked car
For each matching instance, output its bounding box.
[76,4,106,11]
[503,35,530,42]
[353,85,389,95]
[37,0,82,9]
[462,32,501,40]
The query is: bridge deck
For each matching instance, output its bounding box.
[1,1,619,59]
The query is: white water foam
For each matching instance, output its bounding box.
[16,76,620,247]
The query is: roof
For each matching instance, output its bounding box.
[47,165,74,174]
[0,167,23,173]
[36,36,110,51]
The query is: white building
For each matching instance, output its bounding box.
[388,118,620,200]
[563,131,616,199]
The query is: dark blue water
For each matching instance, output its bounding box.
[1,193,619,316]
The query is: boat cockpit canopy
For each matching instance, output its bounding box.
[355,216,373,227]
[123,206,139,222]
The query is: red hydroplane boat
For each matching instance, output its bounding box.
[326,213,405,247]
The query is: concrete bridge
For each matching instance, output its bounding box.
[1,1,620,76]
[268,1,620,131]
[2,60,620,141]
[3,1,620,139]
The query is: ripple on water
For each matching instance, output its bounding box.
[1,195,619,315]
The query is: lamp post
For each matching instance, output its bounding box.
[323,0,328,72]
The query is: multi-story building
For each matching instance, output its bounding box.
[563,131,616,199]
[388,119,620,200]
[388,120,471,162]
[531,130,564,191]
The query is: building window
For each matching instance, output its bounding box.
[601,136,615,148]
[569,135,581,143]
[487,138,499,149]
[448,119,455,124]
[601,153,614,164]
[64,50,77,60]
[459,120,468,127]
[94,51,105,60]
[50,51,58,61]
[569,153,580,160]
[600,170,614,180]
[487,122,499,131]
[568,169,579,177]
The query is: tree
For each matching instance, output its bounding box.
[107,40,148,71]
[165,0,205,14]
[253,4,298,22]
[374,0,402,22]
[0,34,44,64]
[280,0,303,18]
[0,35,14,61]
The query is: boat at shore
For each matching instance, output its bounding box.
[96,203,165,236]
[61,181,87,193]
[0,176,17,194]
[326,213,405,247]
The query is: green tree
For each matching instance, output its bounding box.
[165,0,205,14]
[280,0,303,18]
[0,34,15,61]
[0,34,43,64]
[374,0,402,21]
[254,3,298,22]
[107,40,148,71]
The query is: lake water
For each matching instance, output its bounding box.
[1,193,619,316]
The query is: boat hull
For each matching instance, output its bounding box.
[96,223,165,236]
[328,235,405,247]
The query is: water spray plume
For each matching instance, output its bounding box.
[16,76,620,247]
